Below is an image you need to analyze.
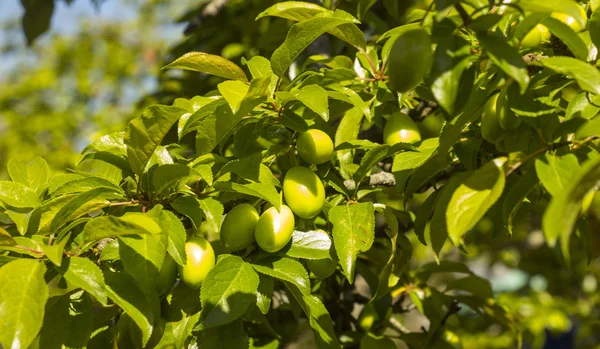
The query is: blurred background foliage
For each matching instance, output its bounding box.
[1,0,600,348]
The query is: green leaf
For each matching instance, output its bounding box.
[501,170,538,235]
[283,230,332,260]
[218,80,250,114]
[256,2,326,21]
[163,51,248,82]
[446,158,507,245]
[50,187,121,233]
[0,227,16,246]
[295,84,329,121]
[20,0,54,45]
[195,102,240,156]
[198,319,249,349]
[445,275,493,299]
[327,88,372,121]
[179,98,224,138]
[52,176,123,196]
[541,17,589,61]
[125,105,187,176]
[284,282,341,349]
[39,236,68,267]
[543,156,600,256]
[535,153,580,196]
[541,57,600,95]
[590,8,600,51]
[7,157,49,194]
[214,182,281,210]
[518,0,587,30]
[256,275,274,314]
[160,210,188,267]
[0,181,41,208]
[197,255,260,329]
[0,259,48,349]
[169,285,201,349]
[197,197,225,234]
[281,110,310,132]
[477,34,529,94]
[152,164,201,195]
[170,196,204,229]
[58,256,108,305]
[39,291,93,349]
[119,216,167,290]
[270,11,357,77]
[353,143,414,184]
[82,215,155,243]
[104,270,160,347]
[329,202,375,283]
[220,152,263,182]
[251,256,310,294]
[335,108,363,180]
[391,138,438,191]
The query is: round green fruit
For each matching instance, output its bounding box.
[306,257,337,279]
[155,254,177,296]
[418,113,444,139]
[383,113,421,145]
[481,94,504,143]
[387,28,433,93]
[496,89,521,130]
[178,237,215,289]
[255,205,295,252]
[358,303,379,332]
[220,203,260,252]
[283,166,326,219]
[130,315,167,349]
[551,5,587,32]
[521,24,545,48]
[296,129,334,165]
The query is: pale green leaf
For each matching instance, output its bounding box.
[541,56,600,95]
[518,0,587,30]
[251,256,310,294]
[295,84,329,121]
[50,187,121,233]
[392,138,438,192]
[163,52,248,82]
[541,17,589,61]
[543,156,600,258]
[329,202,375,283]
[0,181,41,208]
[58,256,108,305]
[160,210,187,267]
[447,158,507,245]
[256,2,326,21]
[214,182,281,210]
[82,215,154,243]
[0,259,48,349]
[256,275,274,315]
[7,157,49,194]
[535,153,580,196]
[283,230,332,260]
[218,80,250,114]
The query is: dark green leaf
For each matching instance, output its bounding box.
[256,275,274,315]
[541,17,589,61]
[39,292,93,349]
[541,57,600,95]
[477,34,529,94]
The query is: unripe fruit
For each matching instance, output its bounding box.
[551,5,587,32]
[220,203,260,252]
[178,237,215,289]
[283,166,326,219]
[306,257,337,279]
[496,89,521,130]
[296,129,334,165]
[387,28,433,93]
[521,25,545,48]
[383,113,421,145]
[155,254,177,296]
[255,205,295,252]
[481,94,504,143]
